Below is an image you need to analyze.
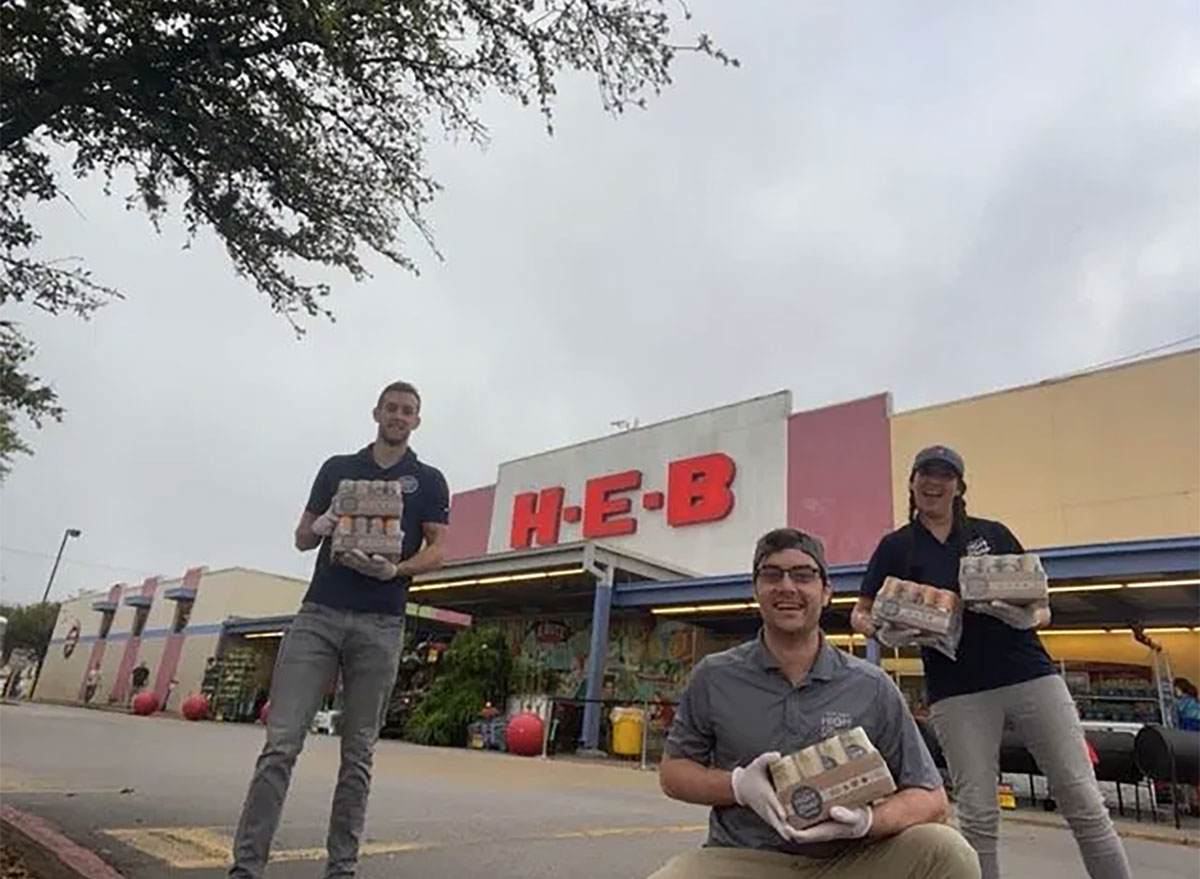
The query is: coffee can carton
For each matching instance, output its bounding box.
[771,727,897,830]
[768,755,803,791]
[333,479,405,518]
[872,576,959,635]
[837,727,874,760]
[815,737,849,771]
[959,554,1048,605]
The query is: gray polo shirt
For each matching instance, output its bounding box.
[665,634,943,859]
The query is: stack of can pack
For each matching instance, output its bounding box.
[768,727,896,829]
[959,554,1048,605]
[330,480,404,563]
[871,577,963,658]
[872,577,960,634]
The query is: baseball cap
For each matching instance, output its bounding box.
[912,445,965,477]
[752,528,828,579]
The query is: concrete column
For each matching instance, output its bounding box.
[580,566,614,753]
[866,636,882,666]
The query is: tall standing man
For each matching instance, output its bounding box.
[648,528,978,879]
[229,381,450,879]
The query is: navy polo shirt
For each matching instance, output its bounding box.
[860,517,1057,704]
[302,446,449,617]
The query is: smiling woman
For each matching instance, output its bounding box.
[854,446,1133,879]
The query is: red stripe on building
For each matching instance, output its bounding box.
[78,585,121,701]
[108,576,159,705]
[152,567,204,706]
[787,394,894,565]
[444,484,496,561]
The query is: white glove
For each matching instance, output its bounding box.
[875,622,942,649]
[311,509,340,538]
[785,805,873,843]
[969,600,1049,630]
[341,549,400,581]
[731,752,793,840]
[849,606,877,637]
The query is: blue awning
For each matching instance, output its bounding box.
[164,587,197,602]
[222,615,297,637]
[612,535,1200,609]
[91,601,118,613]
[124,595,153,608]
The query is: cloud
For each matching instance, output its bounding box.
[1,0,1196,603]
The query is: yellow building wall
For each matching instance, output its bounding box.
[169,633,221,711]
[1042,631,1200,686]
[35,592,105,702]
[34,568,307,707]
[190,569,307,625]
[890,350,1200,546]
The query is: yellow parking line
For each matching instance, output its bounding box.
[104,822,705,868]
[102,827,435,869]
[103,827,230,870]
[262,841,433,862]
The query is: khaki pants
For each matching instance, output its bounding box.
[647,824,979,879]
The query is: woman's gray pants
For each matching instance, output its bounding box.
[930,674,1132,879]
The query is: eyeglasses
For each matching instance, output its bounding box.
[755,565,822,586]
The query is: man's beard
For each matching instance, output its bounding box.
[379,428,409,447]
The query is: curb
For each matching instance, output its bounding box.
[1002,813,1199,848]
[1,805,125,879]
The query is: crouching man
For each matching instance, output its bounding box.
[648,528,979,879]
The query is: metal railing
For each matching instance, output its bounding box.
[535,695,679,770]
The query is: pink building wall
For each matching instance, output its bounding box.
[787,394,894,566]
[443,485,496,562]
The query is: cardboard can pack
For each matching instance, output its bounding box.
[959,554,1048,605]
[769,727,897,829]
[871,577,960,635]
[330,480,405,564]
[332,479,405,518]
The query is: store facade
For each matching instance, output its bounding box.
[35,568,471,715]
[419,350,1199,746]
[34,350,1199,749]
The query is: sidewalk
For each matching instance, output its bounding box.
[1001,807,1199,848]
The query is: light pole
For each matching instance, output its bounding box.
[41,528,81,605]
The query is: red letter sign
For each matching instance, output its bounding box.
[510,486,565,548]
[582,470,642,539]
[667,453,736,527]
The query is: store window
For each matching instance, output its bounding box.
[98,612,114,640]
[132,606,149,637]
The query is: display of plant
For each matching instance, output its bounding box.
[404,626,511,747]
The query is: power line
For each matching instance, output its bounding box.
[0,545,156,578]
[1051,334,1200,382]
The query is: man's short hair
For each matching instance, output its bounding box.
[752,528,829,582]
[377,380,420,411]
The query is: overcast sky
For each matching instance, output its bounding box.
[1,0,1197,605]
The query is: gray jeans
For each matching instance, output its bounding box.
[930,674,1131,879]
[229,603,403,879]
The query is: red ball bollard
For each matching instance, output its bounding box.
[505,711,544,757]
[181,693,209,721]
[131,691,159,716]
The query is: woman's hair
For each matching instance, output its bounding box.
[1175,677,1199,699]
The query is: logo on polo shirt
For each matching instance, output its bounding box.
[398,475,419,494]
[966,537,991,557]
[819,712,854,738]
